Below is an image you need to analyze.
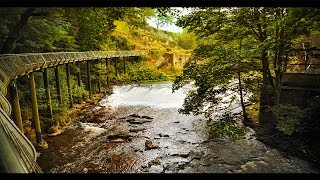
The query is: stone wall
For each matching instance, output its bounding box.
[164,52,191,67]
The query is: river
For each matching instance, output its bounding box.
[37,82,318,173]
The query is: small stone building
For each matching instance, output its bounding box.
[164,52,191,67]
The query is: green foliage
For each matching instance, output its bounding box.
[275,104,306,135]
[0,8,79,53]
[177,29,197,50]
[174,7,320,129]
[72,83,89,103]
[102,35,136,50]
[117,62,169,83]
[206,112,247,140]
[159,66,182,79]
[149,50,165,59]
[0,7,156,53]
[173,41,260,118]
[153,7,180,29]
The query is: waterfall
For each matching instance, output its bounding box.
[100,83,193,108]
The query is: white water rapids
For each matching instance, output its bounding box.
[100,83,193,108]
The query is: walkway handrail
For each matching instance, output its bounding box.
[0,50,147,115]
[0,50,147,173]
[0,50,147,95]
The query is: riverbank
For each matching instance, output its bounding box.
[48,92,107,135]
[22,91,108,150]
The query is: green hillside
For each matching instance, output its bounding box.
[111,20,193,73]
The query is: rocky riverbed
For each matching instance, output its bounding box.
[36,83,318,173]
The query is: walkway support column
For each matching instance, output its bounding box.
[114,57,118,78]
[130,56,134,64]
[29,72,47,148]
[106,58,109,92]
[87,60,92,96]
[95,59,101,94]
[9,80,23,131]
[66,63,73,107]
[76,61,81,86]
[43,69,53,121]
[123,57,126,74]
[55,66,62,104]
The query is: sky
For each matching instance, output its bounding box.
[147,17,183,33]
[146,7,192,33]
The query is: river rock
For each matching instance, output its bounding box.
[148,165,164,173]
[170,152,190,158]
[110,138,125,143]
[127,119,152,124]
[141,115,153,119]
[158,133,169,137]
[148,159,161,166]
[128,114,141,118]
[106,133,132,142]
[145,140,159,150]
[129,128,146,132]
[128,114,153,119]
[47,125,63,137]
[127,119,144,124]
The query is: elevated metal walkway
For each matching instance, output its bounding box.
[0,50,146,173]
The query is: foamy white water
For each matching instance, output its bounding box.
[100,83,193,108]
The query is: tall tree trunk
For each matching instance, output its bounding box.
[259,49,275,127]
[1,8,36,54]
[237,71,251,127]
[273,70,282,120]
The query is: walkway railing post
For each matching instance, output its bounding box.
[66,63,73,107]
[54,66,62,104]
[43,69,53,122]
[9,80,23,131]
[87,60,92,96]
[29,72,47,148]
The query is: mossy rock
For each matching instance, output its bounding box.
[47,125,63,137]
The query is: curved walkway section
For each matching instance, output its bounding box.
[0,50,146,173]
[0,50,146,114]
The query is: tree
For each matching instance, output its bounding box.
[0,7,154,53]
[177,28,197,50]
[173,36,260,126]
[0,8,77,53]
[174,7,320,132]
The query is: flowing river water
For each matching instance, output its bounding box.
[37,83,318,173]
